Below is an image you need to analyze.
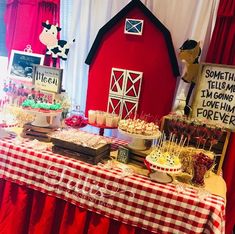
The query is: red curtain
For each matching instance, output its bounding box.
[206,1,235,233]
[4,0,60,56]
[0,179,150,234]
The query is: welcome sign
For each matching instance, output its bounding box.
[192,63,235,131]
[33,65,63,93]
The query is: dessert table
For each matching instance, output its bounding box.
[0,131,226,234]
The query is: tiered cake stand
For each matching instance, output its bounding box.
[145,155,181,183]
[118,128,161,151]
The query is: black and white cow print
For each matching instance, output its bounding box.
[39,20,75,61]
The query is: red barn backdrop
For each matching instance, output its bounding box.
[85,0,179,119]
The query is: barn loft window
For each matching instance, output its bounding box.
[124,18,144,35]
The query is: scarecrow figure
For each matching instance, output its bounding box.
[178,39,201,116]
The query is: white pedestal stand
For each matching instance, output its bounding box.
[118,128,161,151]
[25,109,62,127]
[149,171,173,183]
[128,137,147,151]
[145,155,181,184]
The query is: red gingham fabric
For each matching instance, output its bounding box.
[0,137,225,234]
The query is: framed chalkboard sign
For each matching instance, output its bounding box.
[8,50,44,82]
[117,146,130,164]
[192,63,235,131]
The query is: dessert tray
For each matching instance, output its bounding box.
[50,129,111,164]
[118,128,161,151]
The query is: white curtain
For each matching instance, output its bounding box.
[60,0,219,112]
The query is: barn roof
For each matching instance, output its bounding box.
[85,0,179,77]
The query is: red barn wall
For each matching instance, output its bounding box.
[86,7,177,119]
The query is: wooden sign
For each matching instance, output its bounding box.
[33,65,63,93]
[192,63,235,131]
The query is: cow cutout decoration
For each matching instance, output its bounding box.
[39,20,75,67]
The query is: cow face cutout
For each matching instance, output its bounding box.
[39,21,59,47]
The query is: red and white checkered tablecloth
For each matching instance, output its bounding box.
[0,137,225,234]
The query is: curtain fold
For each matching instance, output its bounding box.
[4,0,60,56]
[206,17,235,64]
[206,0,235,233]
[217,0,235,17]
[0,179,150,234]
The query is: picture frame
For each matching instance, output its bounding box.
[32,65,63,94]
[8,50,44,83]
